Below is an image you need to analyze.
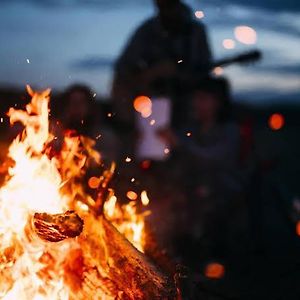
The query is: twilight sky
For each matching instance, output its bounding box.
[0,0,299,105]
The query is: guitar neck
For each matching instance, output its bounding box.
[212,57,237,68]
[211,49,262,69]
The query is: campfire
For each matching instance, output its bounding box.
[0,86,176,299]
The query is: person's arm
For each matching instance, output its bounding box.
[111,24,148,125]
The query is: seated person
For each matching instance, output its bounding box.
[52,84,120,162]
[159,77,243,263]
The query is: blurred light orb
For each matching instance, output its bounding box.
[268,113,284,131]
[213,66,224,76]
[88,176,100,189]
[195,10,204,19]
[296,221,300,236]
[222,38,235,49]
[141,190,150,206]
[234,26,257,45]
[126,190,138,201]
[133,95,152,118]
[141,160,151,170]
[204,262,225,279]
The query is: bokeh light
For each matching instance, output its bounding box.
[133,95,152,118]
[141,190,150,206]
[213,66,224,76]
[195,10,204,19]
[204,262,225,279]
[141,160,151,170]
[234,26,257,45]
[268,113,285,131]
[222,38,235,49]
[126,190,138,201]
[88,176,100,189]
[296,221,300,236]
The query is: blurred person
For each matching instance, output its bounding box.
[158,77,244,264]
[112,0,212,155]
[53,84,120,162]
[61,84,95,136]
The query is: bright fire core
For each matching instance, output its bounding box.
[0,86,149,299]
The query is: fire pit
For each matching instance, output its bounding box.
[0,86,176,299]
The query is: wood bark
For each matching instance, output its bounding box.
[32,210,83,242]
[77,214,177,300]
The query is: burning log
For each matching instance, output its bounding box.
[78,214,177,300]
[29,211,176,299]
[32,210,84,242]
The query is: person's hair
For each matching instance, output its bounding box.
[192,77,232,123]
[155,0,181,10]
[64,84,93,103]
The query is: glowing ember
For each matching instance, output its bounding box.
[268,113,284,131]
[204,262,225,279]
[88,176,100,189]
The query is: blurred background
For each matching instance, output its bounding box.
[0,0,299,103]
[0,0,300,299]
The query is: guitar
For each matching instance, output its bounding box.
[212,49,262,68]
[135,49,262,161]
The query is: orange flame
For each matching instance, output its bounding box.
[0,86,150,298]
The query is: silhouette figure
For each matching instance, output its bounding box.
[112,0,212,132]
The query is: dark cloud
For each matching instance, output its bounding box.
[70,56,115,70]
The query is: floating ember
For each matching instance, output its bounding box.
[0,86,175,299]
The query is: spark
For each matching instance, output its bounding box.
[164,148,170,154]
[177,59,183,64]
[186,132,192,137]
[204,262,225,279]
[150,119,156,126]
[26,58,30,64]
[0,117,3,123]
[107,112,112,117]
[93,93,97,98]
[125,157,132,162]
[131,178,135,183]
[95,134,102,140]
